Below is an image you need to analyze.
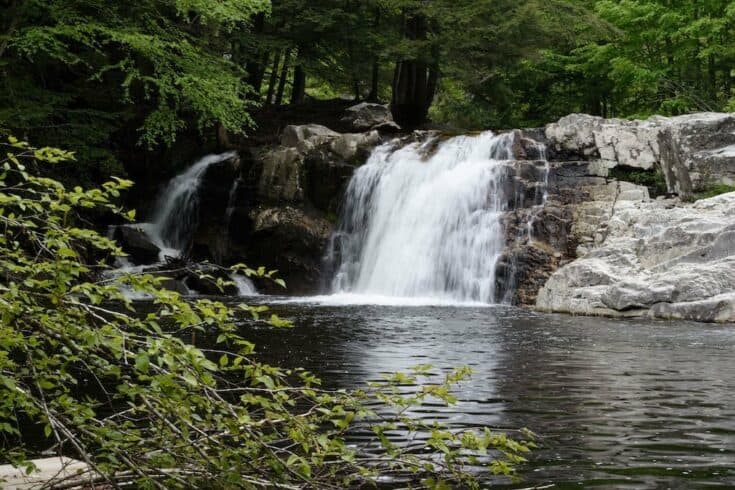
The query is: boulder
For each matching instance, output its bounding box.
[281,124,340,151]
[594,119,661,170]
[0,457,94,489]
[329,131,380,162]
[246,206,333,294]
[192,152,242,262]
[666,113,735,191]
[113,224,161,264]
[536,192,735,323]
[258,147,305,203]
[545,114,604,158]
[340,103,398,132]
[258,124,381,211]
[138,261,239,296]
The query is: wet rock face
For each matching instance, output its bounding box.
[496,213,563,305]
[246,207,333,295]
[192,153,241,262]
[494,160,588,305]
[113,224,161,264]
[257,124,381,213]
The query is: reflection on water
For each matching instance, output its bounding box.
[241,301,735,488]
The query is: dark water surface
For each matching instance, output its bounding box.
[241,300,735,488]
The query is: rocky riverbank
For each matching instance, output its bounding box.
[115,105,735,322]
[529,113,735,322]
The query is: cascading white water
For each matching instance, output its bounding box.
[148,152,237,256]
[109,151,257,297]
[328,132,516,303]
[528,142,550,240]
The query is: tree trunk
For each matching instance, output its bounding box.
[0,0,26,59]
[244,13,266,99]
[390,14,438,127]
[367,60,379,102]
[367,8,381,102]
[291,65,306,104]
[391,60,439,127]
[216,122,231,150]
[247,51,269,98]
[274,48,292,106]
[265,51,282,105]
[708,54,717,103]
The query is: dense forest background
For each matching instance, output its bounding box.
[1,0,734,188]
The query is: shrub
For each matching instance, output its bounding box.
[608,166,668,197]
[693,183,735,201]
[0,137,533,489]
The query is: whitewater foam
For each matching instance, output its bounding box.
[327,132,516,304]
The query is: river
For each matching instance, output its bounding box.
[242,299,735,488]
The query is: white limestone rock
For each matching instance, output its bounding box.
[594,119,661,170]
[545,113,604,156]
[537,192,735,323]
[0,457,93,489]
[545,111,735,195]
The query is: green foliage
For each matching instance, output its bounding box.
[609,167,668,197]
[691,183,735,201]
[432,0,735,128]
[4,0,735,171]
[0,137,534,488]
[531,0,735,122]
[1,0,269,185]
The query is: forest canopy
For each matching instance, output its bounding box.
[1,0,734,181]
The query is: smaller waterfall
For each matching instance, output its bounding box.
[148,152,237,256]
[224,178,242,232]
[109,151,258,297]
[231,274,258,296]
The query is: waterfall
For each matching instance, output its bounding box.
[231,274,258,296]
[111,151,257,297]
[148,152,237,257]
[328,132,517,304]
[225,178,241,227]
[527,142,550,240]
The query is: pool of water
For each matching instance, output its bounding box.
[241,299,735,488]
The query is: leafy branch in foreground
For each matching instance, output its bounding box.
[0,137,534,488]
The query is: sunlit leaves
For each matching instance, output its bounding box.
[0,138,532,488]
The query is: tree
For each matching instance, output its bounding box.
[533,0,735,121]
[0,136,535,488]
[0,0,269,183]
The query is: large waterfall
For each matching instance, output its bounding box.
[327,132,517,304]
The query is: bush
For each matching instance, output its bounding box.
[608,167,668,197]
[693,183,735,201]
[0,137,534,489]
